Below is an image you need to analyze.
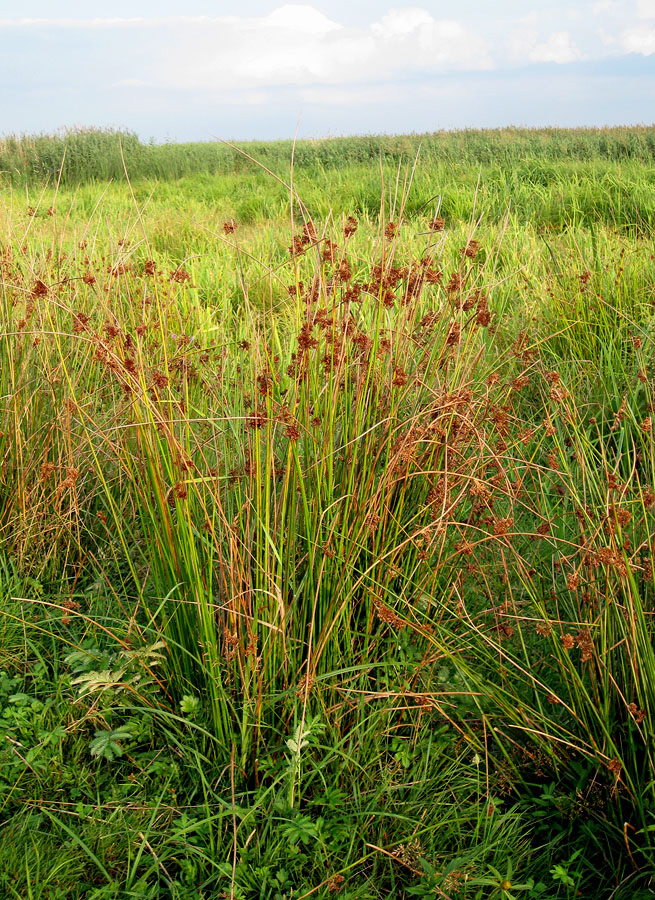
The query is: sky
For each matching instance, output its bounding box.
[1,1,654,141]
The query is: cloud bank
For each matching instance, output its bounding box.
[0,4,607,96]
[1,3,654,140]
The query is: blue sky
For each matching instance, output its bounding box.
[2,1,654,141]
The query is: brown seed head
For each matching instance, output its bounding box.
[104,322,120,339]
[327,873,345,894]
[297,322,319,352]
[301,221,318,244]
[343,215,358,238]
[607,758,622,778]
[446,321,461,346]
[392,367,408,388]
[322,240,338,263]
[615,507,631,526]
[337,258,352,281]
[476,294,491,327]
[170,267,191,284]
[31,279,49,298]
[374,599,404,629]
[73,312,91,333]
[493,517,513,537]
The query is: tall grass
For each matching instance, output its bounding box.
[2,141,655,894]
[2,124,655,185]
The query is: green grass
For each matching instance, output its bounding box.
[3,125,655,186]
[1,127,655,898]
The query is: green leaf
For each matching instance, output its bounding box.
[89,727,133,762]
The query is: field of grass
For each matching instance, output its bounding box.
[1,127,655,898]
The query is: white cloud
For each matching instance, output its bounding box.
[148,5,494,92]
[599,0,655,21]
[507,24,583,66]
[529,31,582,63]
[264,5,341,33]
[371,7,434,39]
[590,0,624,12]
[369,8,490,69]
[167,7,369,90]
[0,17,168,28]
[621,25,655,51]
[0,5,493,94]
[597,27,617,46]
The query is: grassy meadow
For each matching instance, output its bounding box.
[1,126,655,898]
